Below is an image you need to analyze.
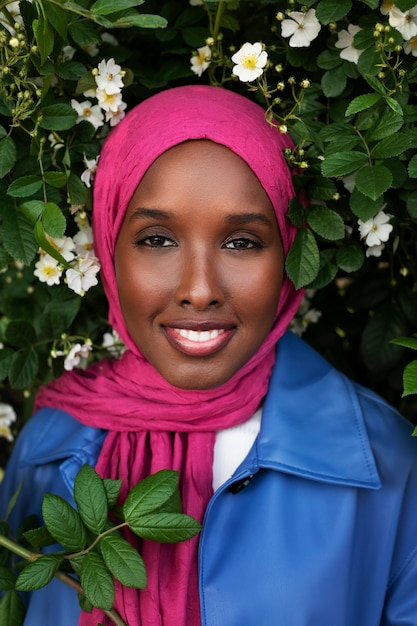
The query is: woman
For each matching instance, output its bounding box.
[2,85,417,626]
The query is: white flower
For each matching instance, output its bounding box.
[96,88,123,113]
[46,235,76,262]
[335,24,363,63]
[62,45,76,61]
[73,227,95,257]
[358,210,393,247]
[66,257,100,296]
[404,35,417,55]
[380,0,394,16]
[74,211,90,230]
[366,243,385,257]
[281,9,321,47]
[389,6,417,40]
[105,100,127,127]
[101,32,119,46]
[81,155,98,188]
[71,99,104,130]
[0,403,16,441]
[102,330,126,358]
[64,342,92,371]
[231,42,268,82]
[82,43,99,57]
[34,254,62,286]
[191,45,212,77]
[95,58,124,94]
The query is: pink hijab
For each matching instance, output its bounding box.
[36,85,304,626]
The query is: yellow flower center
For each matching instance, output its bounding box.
[242,54,257,69]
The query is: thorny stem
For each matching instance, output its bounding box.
[0,533,128,626]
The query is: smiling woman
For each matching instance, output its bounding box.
[2,86,417,626]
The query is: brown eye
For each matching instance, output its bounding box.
[224,238,263,250]
[136,235,176,248]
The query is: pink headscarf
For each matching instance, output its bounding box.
[36,85,304,626]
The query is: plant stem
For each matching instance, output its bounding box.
[212,1,225,41]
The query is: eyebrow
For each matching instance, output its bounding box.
[129,208,274,227]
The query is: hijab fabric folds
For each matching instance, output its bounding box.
[35,86,304,626]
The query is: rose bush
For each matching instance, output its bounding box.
[1,0,417,467]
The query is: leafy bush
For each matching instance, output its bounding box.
[1,0,417,465]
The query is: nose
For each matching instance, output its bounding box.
[174,249,224,310]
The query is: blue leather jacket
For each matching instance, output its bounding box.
[2,331,417,625]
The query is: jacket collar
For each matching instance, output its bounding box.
[250,332,381,490]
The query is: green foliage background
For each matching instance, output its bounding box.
[1,0,417,465]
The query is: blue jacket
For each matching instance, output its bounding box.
[2,331,417,625]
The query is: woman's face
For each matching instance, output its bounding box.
[114,140,284,389]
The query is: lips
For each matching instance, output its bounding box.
[163,323,235,357]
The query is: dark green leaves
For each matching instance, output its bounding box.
[42,495,88,552]
[15,555,62,592]
[100,535,146,588]
[74,465,108,534]
[80,553,114,611]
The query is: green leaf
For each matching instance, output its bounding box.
[402,361,417,397]
[0,565,17,591]
[0,136,16,178]
[90,0,144,15]
[5,482,22,519]
[0,590,25,626]
[316,0,352,23]
[5,320,36,348]
[34,220,70,267]
[361,305,407,373]
[307,249,338,289]
[285,228,320,289]
[100,535,147,588]
[306,206,345,241]
[111,14,167,28]
[68,172,88,205]
[103,479,122,507]
[80,552,114,611]
[306,176,337,201]
[0,348,13,383]
[9,348,39,389]
[124,470,179,523]
[44,171,68,188]
[74,465,108,534]
[19,200,45,223]
[345,94,381,117]
[371,133,411,159]
[321,67,346,98]
[23,526,56,550]
[390,336,417,351]
[408,154,417,178]
[336,242,365,273]
[42,494,88,551]
[385,96,403,116]
[15,555,61,592]
[366,110,403,141]
[42,202,66,238]
[321,151,368,177]
[349,187,383,221]
[33,16,54,65]
[7,176,42,198]
[355,164,393,200]
[39,104,77,131]
[317,49,343,70]
[129,512,201,542]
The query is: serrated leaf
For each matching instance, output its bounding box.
[23,526,56,549]
[103,479,122,507]
[42,494,87,551]
[90,0,144,15]
[0,565,17,591]
[366,110,403,141]
[355,164,393,200]
[408,154,417,178]
[5,320,36,348]
[316,0,352,23]
[33,16,54,65]
[34,220,70,267]
[112,14,167,28]
[74,465,108,534]
[307,249,338,290]
[9,348,39,389]
[321,151,368,177]
[80,552,114,611]
[385,96,403,116]
[0,348,13,382]
[321,66,346,98]
[371,133,411,159]
[285,228,320,289]
[19,200,45,223]
[345,94,381,117]
[402,361,417,397]
[306,206,345,241]
[0,590,25,626]
[15,555,61,592]
[100,535,147,588]
[128,512,201,543]
[336,242,365,272]
[39,104,77,131]
[123,470,179,523]
[42,202,66,238]
[0,136,16,178]
[390,336,417,351]
[307,176,337,201]
[7,176,43,198]
[349,187,383,221]
[44,171,68,188]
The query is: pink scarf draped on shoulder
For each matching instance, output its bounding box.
[35,85,304,626]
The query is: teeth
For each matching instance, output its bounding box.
[176,329,225,342]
